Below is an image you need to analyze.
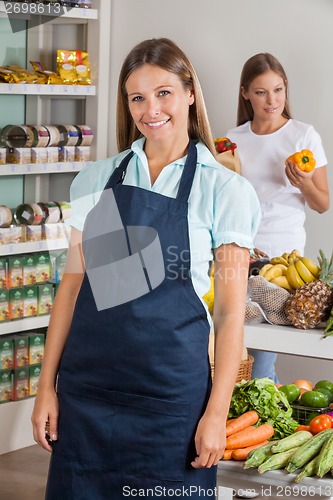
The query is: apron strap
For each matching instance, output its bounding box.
[105,140,197,203]
[176,140,197,202]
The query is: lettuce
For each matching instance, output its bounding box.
[228,377,299,439]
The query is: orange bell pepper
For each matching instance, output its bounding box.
[287,149,316,172]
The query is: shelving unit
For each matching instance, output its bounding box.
[0,0,111,454]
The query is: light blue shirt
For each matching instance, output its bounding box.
[68,139,261,303]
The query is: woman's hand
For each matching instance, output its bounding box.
[31,387,59,452]
[191,412,226,468]
[285,159,314,190]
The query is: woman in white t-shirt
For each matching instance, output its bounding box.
[227,53,329,382]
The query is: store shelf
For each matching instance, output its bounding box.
[0,83,96,95]
[0,315,50,336]
[0,2,98,20]
[0,397,36,455]
[0,161,91,176]
[0,238,68,256]
[244,323,332,361]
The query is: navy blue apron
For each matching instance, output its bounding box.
[46,141,216,499]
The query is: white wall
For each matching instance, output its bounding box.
[108,0,333,382]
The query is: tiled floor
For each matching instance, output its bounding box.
[0,445,50,500]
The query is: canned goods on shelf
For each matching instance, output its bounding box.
[26,125,50,148]
[0,125,34,148]
[63,125,81,147]
[76,125,93,146]
[0,205,13,228]
[14,203,41,226]
[41,201,62,224]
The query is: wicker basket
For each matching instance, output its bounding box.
[210,355,254,383]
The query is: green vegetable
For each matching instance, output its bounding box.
[300,390,328,408]
[271,430,313,454]
[316,433,333,478]
[295,455,320,484]
[324,306,333,337]
[286,429,333,473]
[228,378,299,439]
[257,448,299,474]
[244,441,278,469]
[314,380,333,394]
[278,384,300,403]
[315,387,333,405]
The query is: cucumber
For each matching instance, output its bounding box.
[258,447,299,474]
[294,455,320,484]
[271,430,313,453]
[244,441,277,469]
[286,429,333,473]
[316,433,333,478]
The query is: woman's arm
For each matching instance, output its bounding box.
[191,243,250,468]
[31,228,85,452]
[285,161,330,213]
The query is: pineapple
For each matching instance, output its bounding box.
[285,250,333,329]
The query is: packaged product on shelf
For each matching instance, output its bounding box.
[0,148,6,164]
[63,125,81,146]
[6,65,46,85]
[14,203,44,226]
[29,364,42,397]
[29,333,45,365]
[13,334,29,368]
[24,286,38,317]
[0,336,13,370]
[42,201,61,224]
[49,250,67,283]
[37,283,54,315]
[44,126,63,148]
[57,49,91,84]
[46,147,59,163]
[58,145,75,162]
[76,125,93,146]
[42,223,59,240]
[0,289,9,322]
[1,125,35,148]
[29,61,63,85]
[26,125,50,148]
[58,201,71,221]
[0,205,13,228]
[24,225,43,242]
[0,369,13,403]
[75,145,91,162]
[0,258,7,289]
[7,256,24,288]
[23,254,37,285]
[35,252,50,283]
[9,287,24,320]
[0,226,23,245]
[8,147,31,164]
[13,366,30,400]
[31,148,48,164]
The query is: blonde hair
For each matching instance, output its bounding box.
[237,53,292,126]
[116,38,215,155]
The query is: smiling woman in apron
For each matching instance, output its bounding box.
[32,38,261,499]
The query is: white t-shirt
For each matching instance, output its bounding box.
[227,119,327,257]
[68,138,261,304]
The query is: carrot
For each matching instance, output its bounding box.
[296,425,311,432]
[225,423,275,450]
[222,449,233,460]
[231,440,269,461]
[226,410,259,437]
[226,418,235,426]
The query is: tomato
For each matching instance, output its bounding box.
[309,415,332,434]
[300,390,328,408]
[278,384,301,403]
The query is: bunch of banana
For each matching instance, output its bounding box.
[259,261,290,289]
[259,249,321,290]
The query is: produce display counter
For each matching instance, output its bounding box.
[217,461,333,499]
[215,323,333,499]
[244,323,332,360]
